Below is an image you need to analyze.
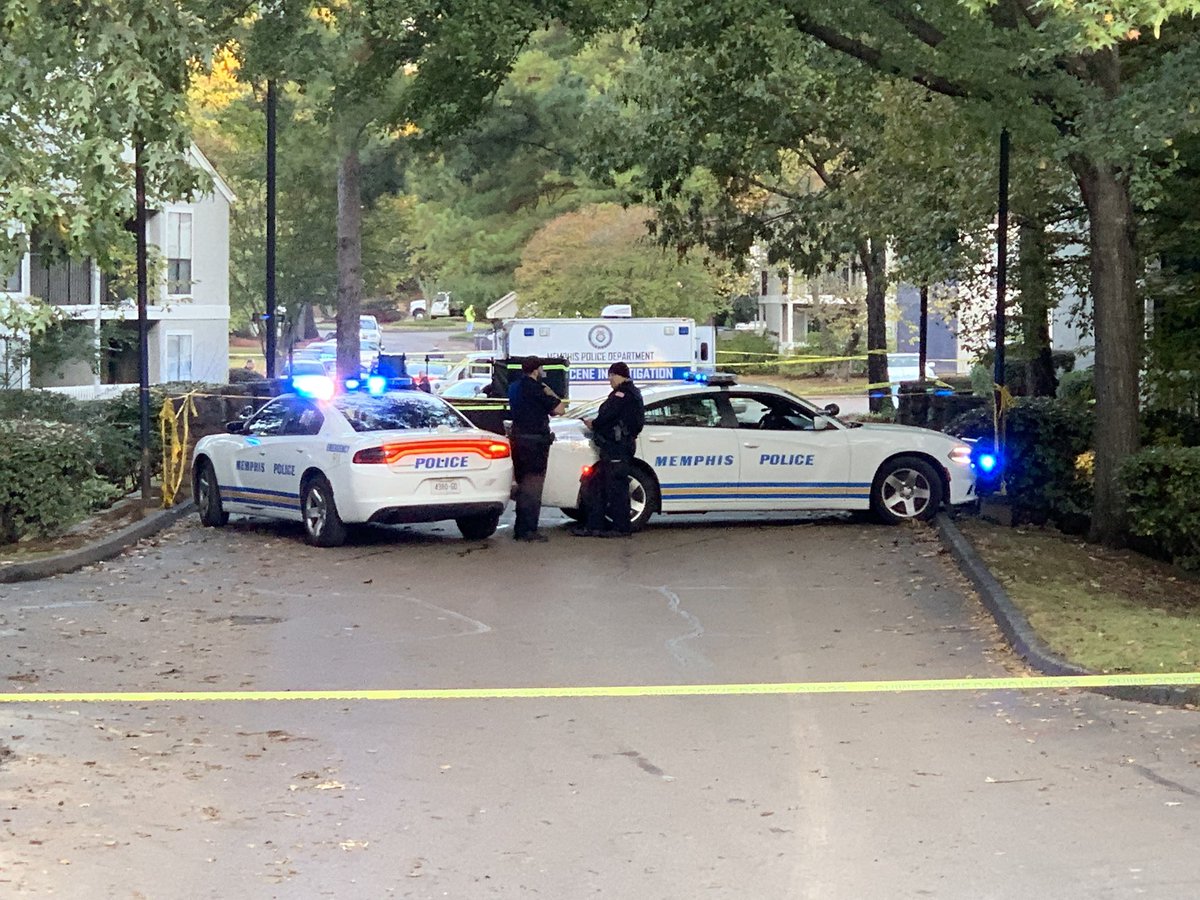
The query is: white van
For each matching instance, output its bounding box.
[498,316,715,401]
[360,315,383,349]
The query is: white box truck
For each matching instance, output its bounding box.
[498,316,715,401]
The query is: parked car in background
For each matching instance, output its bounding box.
[360,315,383,349]
[886,353,938,398]
[437,377,493,399]
[308,339,382,374]
[408,292,462,319]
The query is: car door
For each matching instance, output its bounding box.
[637,393,741,512]
[230,397,322,520]
[722,392,860,510]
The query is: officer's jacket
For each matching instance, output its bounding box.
[592,380,644,456]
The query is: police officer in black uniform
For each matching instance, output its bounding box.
[573,361,644,537]
[508,356,566,542]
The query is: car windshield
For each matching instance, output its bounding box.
[563,396,606,420]
[332,392,470,432]
[441,380,488,398]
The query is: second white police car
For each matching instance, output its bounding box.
[542,374,976,528]
[192,381,513,547]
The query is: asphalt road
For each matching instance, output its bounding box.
[1,511,1197,899]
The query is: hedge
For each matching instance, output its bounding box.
[1119,446,1200,570]
[0,420,123,542]
[947,397,1095,529]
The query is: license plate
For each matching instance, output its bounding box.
[432,479,462,494]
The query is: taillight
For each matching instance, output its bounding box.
[352,438,511,465]
[581,464,593,477]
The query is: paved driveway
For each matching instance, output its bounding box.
[1,512,1196,898]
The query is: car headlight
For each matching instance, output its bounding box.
[948,445,972,466]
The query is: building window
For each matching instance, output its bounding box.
[166,211,193,295]
[3,265,19,293]
[166,333,193,381]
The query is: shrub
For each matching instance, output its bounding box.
[0,420,123,543]
[1141,408,1200,448]
[1057,368,1095,409]
[1120,447,1200,570]
[947,397,1094,527]
[0,389,89,424]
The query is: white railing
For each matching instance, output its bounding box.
[42,383,137,401]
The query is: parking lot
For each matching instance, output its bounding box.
[2,511,1198,898]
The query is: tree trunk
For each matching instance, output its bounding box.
[1016,218,1057,397]
[859,237,890,413]
[1072,157,1141,546]
[335,143,363,382]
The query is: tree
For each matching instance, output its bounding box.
[0,1,210,271]
[629,0,1200,546]
[515,203,730,318]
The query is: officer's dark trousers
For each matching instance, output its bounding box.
[586,456,632,533]
[512,435,551,538]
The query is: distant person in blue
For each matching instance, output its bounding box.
[508,356,565,542]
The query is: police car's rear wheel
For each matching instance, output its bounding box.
[456,510,500,540]
[195,460,229,527]
[629,466,658,530]
[871,456,942,524]
[302,475,348,547]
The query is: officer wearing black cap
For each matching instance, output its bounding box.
[508,356,565,542]
[573,361,644,537]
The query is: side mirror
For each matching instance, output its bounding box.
[225,420,246,434]
[823,403,841,417]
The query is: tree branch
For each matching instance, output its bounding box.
[789,11,971,99]
[877,0,947,47]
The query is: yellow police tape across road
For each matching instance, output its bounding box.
[1,672,1198,704]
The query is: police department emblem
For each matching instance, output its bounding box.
[588,325,613,349]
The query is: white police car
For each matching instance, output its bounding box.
[192,384,512,546]
[541,374,976,528]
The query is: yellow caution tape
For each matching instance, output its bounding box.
[1,672,1197,704]
[158,391,199,508]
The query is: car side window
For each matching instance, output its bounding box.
[245,399,290,436]
[282,400,324,436]
[730,395,814,431]
[644,396,724,428]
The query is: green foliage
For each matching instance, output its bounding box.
[0,420,123,543]
[1057,368,1096,409]
[716,331,781,374]
[1141,408,1200,448]
[0,389,89,424]
[1120,447,1200,570]
[949,398,1095,528]
[0,0,207,271]
[515,203,729,319]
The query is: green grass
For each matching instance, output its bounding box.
[959,518,1200,673]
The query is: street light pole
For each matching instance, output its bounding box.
[265,78,278,379]
[994,128,1010,481]
[135,136,152,503]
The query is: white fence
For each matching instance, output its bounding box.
[42,383,137,401]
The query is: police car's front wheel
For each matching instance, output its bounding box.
[302,475,348,547]
[871,456,943,524]
[456,510,500,540]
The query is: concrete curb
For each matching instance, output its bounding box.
[936,512,1198,708]
[0,501,194,585]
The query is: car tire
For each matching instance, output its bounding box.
[301,475,348,547]
[194,459,229,527]
[412,309,426,320]
[629,465,659,530]
[456,510,500,540]
[560,507,585,523]
[871,455,943,524]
